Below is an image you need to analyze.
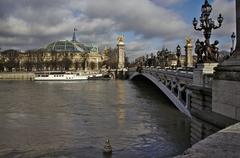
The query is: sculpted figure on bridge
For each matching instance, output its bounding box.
[195,39,219,63]
[195,39,203,63]
[208,40,219,62]
[186,36,192,46]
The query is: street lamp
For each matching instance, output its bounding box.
[164,49,169,68]
[176,45,181,67]
[230,32,236,55]
[192,0,223,62]
[201,0,212,16]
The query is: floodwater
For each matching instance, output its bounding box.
[0,80,190,158]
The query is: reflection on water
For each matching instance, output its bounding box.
[0,80,190,158]
[116,81,126,127]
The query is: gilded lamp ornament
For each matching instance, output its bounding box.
[117,35,125,45]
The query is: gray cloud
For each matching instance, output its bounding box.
[0,0,236,59]
[0,0,189,50]
[150,0,186,6]
[79,0,189,39]
[212,0,236,37]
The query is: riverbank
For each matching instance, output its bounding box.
[0,72,34,80]
[174,122,240,158]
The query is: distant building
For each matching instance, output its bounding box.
[0,30,109,72]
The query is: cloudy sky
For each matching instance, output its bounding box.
[0,0,236,60]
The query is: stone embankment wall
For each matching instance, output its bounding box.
[188,85,237,145]
[174,122,240,158]
[0,72,34,80]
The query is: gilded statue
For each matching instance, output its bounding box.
[117,35,125,43]
[186,36,192,45]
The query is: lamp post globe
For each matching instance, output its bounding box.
[192,18,198,28]
[218,14,224,24]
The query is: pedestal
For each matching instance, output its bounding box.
[212,59,240,121]
[211,0,240,121]
[193,63,218,87]
[186,44,193,67]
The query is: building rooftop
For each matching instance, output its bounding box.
[45,40,91,52]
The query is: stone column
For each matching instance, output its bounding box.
[236,0,240,54]
[212,0,240,121]
[193,63,218,87]
[222,0,240,63]
[117,35,125,69]
[185,38,193,67]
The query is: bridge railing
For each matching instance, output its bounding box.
[129,66,194,117]
[141,67,193,109]
[142,67,193,79]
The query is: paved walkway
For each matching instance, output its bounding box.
[175,122,240,158]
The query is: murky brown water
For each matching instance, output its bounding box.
[0,80,190,158]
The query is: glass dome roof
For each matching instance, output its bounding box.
[46,40,90,52]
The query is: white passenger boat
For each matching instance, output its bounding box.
[88,73,111,80]
[34,71,89,81]
[88,73,103,78]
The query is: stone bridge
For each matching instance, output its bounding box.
[129,67,194,117]
[129,65,238,145]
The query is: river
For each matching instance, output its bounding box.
[0,80,190,158]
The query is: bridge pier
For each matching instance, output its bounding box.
[107,68,128,80]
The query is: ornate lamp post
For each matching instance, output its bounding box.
[230,32,236,55]
[150,52,154,67]
[164,48,169,68]
[193,0,223,62]
[176,45,181,67]
[184,45,188,67]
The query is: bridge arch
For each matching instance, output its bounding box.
[130,72,191,118]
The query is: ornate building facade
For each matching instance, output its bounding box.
[0,31,110,72]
